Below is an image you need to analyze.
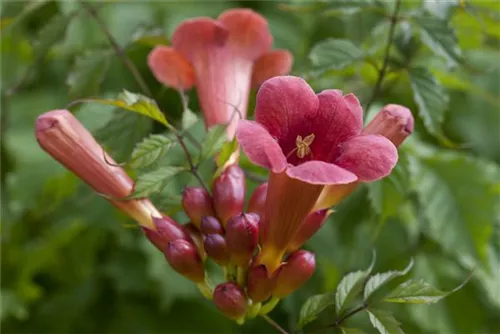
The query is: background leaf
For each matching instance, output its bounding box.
[67,50,112,99]
[309,38,364,71]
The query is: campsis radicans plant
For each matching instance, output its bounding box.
[34,7,424,332]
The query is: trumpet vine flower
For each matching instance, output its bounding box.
[148,8,293,139]
[236,76,399,273]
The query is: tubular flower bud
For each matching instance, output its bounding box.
[35,110,161,228]
[247,183,268,219]
[247,264,278,303]
[182,187,216,228]
[165,239,205,283]
[200,216,224,235]
[203,234,230,266]
[212,164,245,225]
[142,216,191,252]
[273,250,316,298]
[184,222,206,260]
[213,282,248,320]
[225,213,259,267]
[287,209,332,252]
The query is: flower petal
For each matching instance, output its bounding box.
[218,8,272,60]
[147,46,195,90]
[310,90,363,161]
[335,135,398,182]
[236,120,287,173]
[255,76,319,155]
[251,50,293,87]
[286,160,357,185]
[172,17,229,62]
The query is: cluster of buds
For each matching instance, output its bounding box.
[146,164,324,322]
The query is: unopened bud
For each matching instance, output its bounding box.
[165,239,205,283]
[185,223,206,260]
[200,216,224,235]
[204,234,230,266]
[143,216,191,252]
[247,183,268,219]
[247,264,277,302]
[213,282,247,320]
[287,209,331,252]
[273,250,316,298]
[182,187,216,228]
[212,164,245,225]
[363,104,414,147]
[226,213,259,267]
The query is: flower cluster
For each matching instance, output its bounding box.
[35,7,414,325]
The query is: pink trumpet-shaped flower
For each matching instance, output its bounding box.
[236,76,399,273]
[35,110,161,229]
[147,8,293,139]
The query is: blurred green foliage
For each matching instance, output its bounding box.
[1,0,499,333]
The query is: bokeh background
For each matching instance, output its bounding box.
[1,0,499,333]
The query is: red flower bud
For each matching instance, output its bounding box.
[143,216,191,252]
[203,234,230,266]
[182,187,216,228]
[273,250,315,298]
[247,183,268,219]
[165,239,205,283]
[287,209,332,252]
[225,213,259,267]
[213,282,247,320]
[200,216,224,235]
[185,222,206,260]
[212,164,245,225]
[362,104,414,147]
[247,264,278,302]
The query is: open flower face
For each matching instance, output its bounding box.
[148,8,293,139]
[236,76,398,273]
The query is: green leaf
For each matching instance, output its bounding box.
[383,277,469,304]
[182,108,198,130]
[423,0,459,20]
[128,134,172,169]
[409,67,449,141]
[364,259,414,301]
[335,252,376,314]
[414,13,462,67]
[131,27,169,47]
[368,309,405,334]
[309,38,364,71]
[131,166,185,198]
[341,328,367,334]
[33,14,71,61]
[84,90,169,126]
[216,138,238,168]
[67,50,112,99]
[199,124,227,162]
[297,292,335,329]
[408,150,500,264]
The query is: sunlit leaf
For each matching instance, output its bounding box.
[67,50,112,99]
[364,259,414,301]
[409,67,449,141]
[383,276,471,304]
[216,138,238,168]
[130,166,185,198]
[368,309,405,334]
[129,134,172,169]
[309,38,364,71]
[297,292,336,329]
[336,252,376,314]
[83,90,169,126]
[414,13,462,67]
[199,124,227,162]
[423,0,459,20]
[182,108,198,130]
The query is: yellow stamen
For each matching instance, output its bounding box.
[295,134,315,159]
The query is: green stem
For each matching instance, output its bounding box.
[259,296,280,315]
